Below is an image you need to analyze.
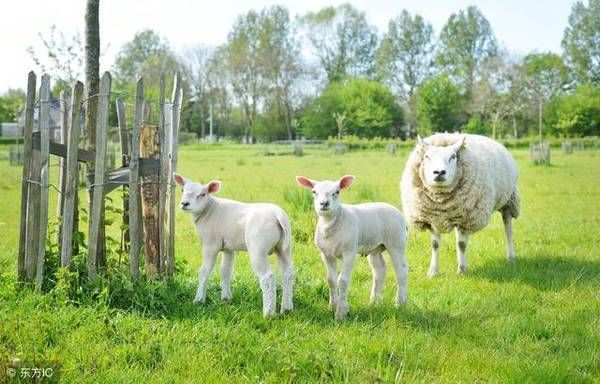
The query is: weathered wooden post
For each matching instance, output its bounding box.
[157,75,167,274]
[116,98,130,253]
[166,74,182,276]
[87,72,111,280]
[60,82,84,267]
[18,72,36,282]
[35,74,51,291]
[129,78,144,279]
[57,90,70,248]
[140,122,160,275]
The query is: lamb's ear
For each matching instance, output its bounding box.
[296,176,315,189]
[339,175,355,190]
[173,173,187,187]
[207,180,221,194]
[452,136,467,153]
[417,135,429,150]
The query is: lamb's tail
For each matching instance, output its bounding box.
[275,209,292,253]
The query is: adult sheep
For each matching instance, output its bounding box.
[400,133,519,277]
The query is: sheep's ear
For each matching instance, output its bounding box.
[417,135,429,150]
[339,175,355,190]
[296,176,315,189]
[452,136,467,153]
[207,180,221,194]
[173,173,187,187]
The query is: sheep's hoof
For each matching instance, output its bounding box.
[193,297,206,305]
[427,269,438,278]
[280,306,293,314]
[263,310,276,318]
[335,306,349,321]
[507,255,516,263]
[457,265,467,274]
[395,296,407,307]
[220,296,232,303]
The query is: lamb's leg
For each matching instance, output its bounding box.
[388,245,409,306]
[248,247,276,318]
[428,231,441,278]
[194,247,219,304]
[320,252,338,310]
[276,247,295,313]
[367,253,386,305]
[455,228,469,274]
[220,250,235,301]
[336,251,357,321]
[502,208,516,262]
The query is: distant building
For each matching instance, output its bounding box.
[0,122,19,137]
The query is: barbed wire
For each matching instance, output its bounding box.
[22,177,176,195]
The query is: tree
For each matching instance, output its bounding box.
[301,78,403,139]
[27,25,83,92]
[562,0,600,85]
[0,89,26,122]
[376,10,435,101]
[300,3,378,82]
[181,45,214,137]
[437,6,497,97]
[416,74,462,134]
[555,83,600,136]
[523,53,569,143]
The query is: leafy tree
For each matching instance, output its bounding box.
[301,78,403,138]
[555,83,600,136]
[181,45,214,137]
[376,10,435,101]
[416,74,462,134]
[562,0,600,85]
[300,3,378,82]
[0,89,26,122]
[523,53,569,142]
[437,6,497,96]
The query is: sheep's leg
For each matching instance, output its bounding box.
[220,250,235,301]
[336,251,356,321]
[194,247,219,304]
[388,245,409,306]
[276,247,295,313]
[320,253,338,310]
[248,248,276,318]
[502,208,516,262]
[455,228,469,274]
[428,231,441,278]
[367,253,386,305]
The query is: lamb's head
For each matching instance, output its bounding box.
[417,135,466,188]
[173,173,221,214]
[296,175,355,217]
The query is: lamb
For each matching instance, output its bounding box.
[173,174,294,317]
[296,175,408,321]
[400,133,520,277]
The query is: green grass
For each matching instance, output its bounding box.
[0,143,599,383]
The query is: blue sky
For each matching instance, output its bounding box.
[0,0,577,92]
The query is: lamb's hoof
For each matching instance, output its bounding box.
[457,265,467,274]
[280,306,293,314]
[395,296,407,307]
[193,296,206,305]
[507,256,516,263]
[221,296,232,303]
[335,306,349,321]
[427,269,438,278]
[263,310,276,318]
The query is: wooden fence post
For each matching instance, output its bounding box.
[35,74,51,291]
[60,82,84,268]
[129,78,143,279]
[87,72,111,280]
[18,72,36,282]
[166,74,182,276]
[157,75,167,275]
[116,98,130,253]
[57,90,70,250]
[140,122,160,275]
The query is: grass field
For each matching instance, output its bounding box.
[0,143,599,383]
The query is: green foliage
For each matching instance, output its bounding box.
[416,74,462,134]
[300,4,378,81]
[555,83,600,136]
[0,89,25,122]
[462,115,491,135]
[302,78,403,139]
[562,0,600,85]
[437,6,498,93]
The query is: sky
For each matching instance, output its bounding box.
[0,0,577,92]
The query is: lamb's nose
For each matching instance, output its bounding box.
[181,201,190,208]
[320,201,329,208]
[433,170,446,176]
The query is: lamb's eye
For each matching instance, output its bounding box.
[311,190,316,195]
[450,154,456,160]
[199,193,206,198]
[333,190,339,197]
[424,155,430,160]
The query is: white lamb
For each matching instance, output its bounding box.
[173,174,294,317]
[296,175,409,321]
[400,133,520,277]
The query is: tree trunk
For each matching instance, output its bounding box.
[85,0,105,268]
[538,98,543,147]
[512,115,517,139]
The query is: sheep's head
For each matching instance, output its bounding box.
[295,175,355,217]
[173,173,221,214]
[417,135,466,188]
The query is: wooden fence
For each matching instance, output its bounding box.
[18,71,183,290]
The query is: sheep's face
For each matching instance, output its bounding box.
[418,136,466,188]
[296,175,355,217]
[173,174,221,214]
